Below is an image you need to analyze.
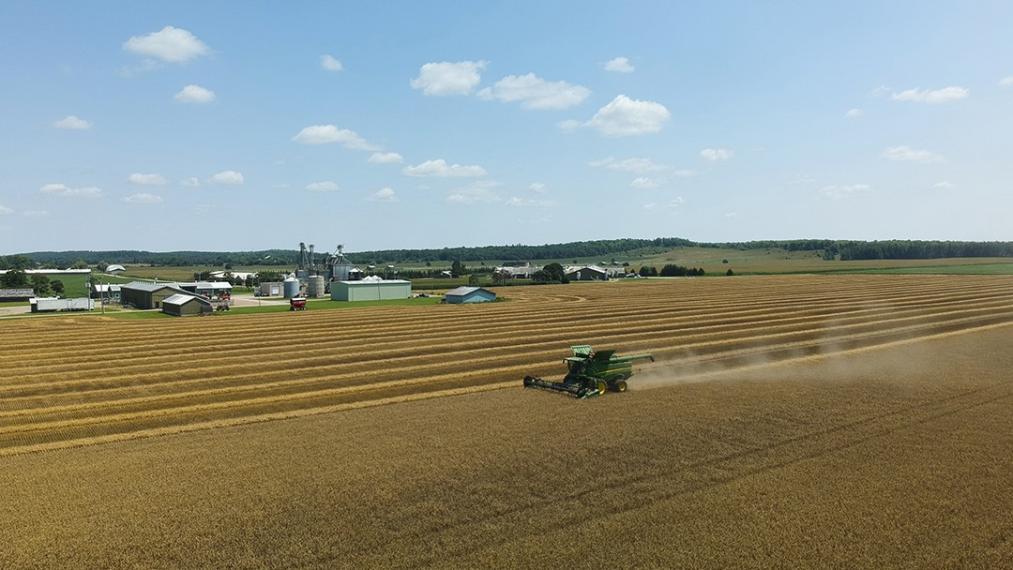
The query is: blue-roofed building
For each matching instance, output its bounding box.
[443,286,497,304]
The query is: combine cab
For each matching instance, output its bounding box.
[523,345,655,399]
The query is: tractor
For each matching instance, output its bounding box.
[523,345,655,399]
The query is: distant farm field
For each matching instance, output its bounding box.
[2,275,1012,567]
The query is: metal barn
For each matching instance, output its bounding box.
[443,286,497,304]
[330,279,411,302]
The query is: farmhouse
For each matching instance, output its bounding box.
[565,265,609,281]
[443,286,497,304]
[331,278,411,302]
[120,282,190,309]
[89,283,121,301]
[161,294,212,317]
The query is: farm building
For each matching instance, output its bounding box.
[257,281,283,296]
[30,297,94,312]
[161,294,213,317]
[493,264,535,279]
[0,288,34,301]
[120,282,190,309]
[178,281,233,298]
[565,265,608,281]
[443,286,497,304]
[105,264,126,274]
[89,283,121,301]
[331,278,411,302]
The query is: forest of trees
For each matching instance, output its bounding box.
[9,238,1012,269]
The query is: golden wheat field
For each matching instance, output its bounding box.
[3,275,1013,568]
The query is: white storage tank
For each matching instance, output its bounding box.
[306,275,326,298]
[283,276,301,299]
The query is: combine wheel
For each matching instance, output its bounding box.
[614,380,628,393]
[595,379,608,395]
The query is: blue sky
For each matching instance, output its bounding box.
[1,1,1011,254]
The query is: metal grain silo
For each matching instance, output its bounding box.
[283,275,301,299]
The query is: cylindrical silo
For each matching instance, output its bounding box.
[283,276,300,299]
[307,275,326,298]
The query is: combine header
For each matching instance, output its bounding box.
[523,345,655,399]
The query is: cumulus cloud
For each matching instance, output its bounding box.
[410,60,486,96]
[645,197,685,209]
[123,26,209,63]
[320,54,343,72]
[174,84,215,103]
[370,187,398,202]
[403,159,487,178]
[53,115,91,130]
[882,145,944,163]
[529,182,546,193]
[291,124,379,150]
[1000,76,1013,87]
[590,157,667,174]
[585,95,670,136]
[128,173,167,186]
[478,73,590,110]
[181,177,200,187]
[22,210,48,217]
[368,152,403,164]
[891,86,969,104]
[505,196,553,207]
[603,56,635,73]
[700,148,734,161]
[0,204,12,215]
[446,180,501,204]
[845,108,863,119]
[39,183,103,198]
[305,180,339,192]
[557,119,583,132]
[821,184,871,199]
[933,180,955,189]
[210,170,244,185]
[123,192,164,204]
[630,177,659,189]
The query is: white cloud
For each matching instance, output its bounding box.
[370,187,398,202]
[410,60,486,96]
[53,115,91,130]
[643,197,683,210]
[39,183,103,198]
[586,95,670,136]
[181,177,200,187]
[0,204,12,215]
[821,184,871,199]
[174,84,215,103]
[630,177,659,189]
[478,73,590,110]
[724,211,738,218]
[368,152,403,164]
[306,180,339,192]
[123,192,164,204]
[291,124,379,150]
[22,210,48,217]
[557,119,583,132]
[128,173,166,186]
[505,196,553,207]
[642,202,656,210]
[870,85,892,98]
[891,86,969,104]
[700,148,734,161]
[845,108,863,119]
[529,182,546,193]
[590,156,668,174]
[933,180,955,189]
[446,180,501,204]
[603,57,635,73]
[210,170,244,185]
[403,159,487,178]
[882,145,944,163]
[320,54,343,72]
[123,26,209,63]
[1000,76,1013,87]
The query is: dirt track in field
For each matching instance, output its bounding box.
[2,275,1013,455]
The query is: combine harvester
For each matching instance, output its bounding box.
[523,345,655,399]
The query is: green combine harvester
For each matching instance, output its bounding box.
[523,345,655,399]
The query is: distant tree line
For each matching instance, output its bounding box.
[12,238,1013,268]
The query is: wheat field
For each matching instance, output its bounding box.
[2,275,1012,456]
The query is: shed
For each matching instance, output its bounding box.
[161,294,212,317]
[330,278,411,302]
[105,264,126,274]
[120,281,189,309]
[443,286,497,304]
[565,265,608,281]
[89,283,121,300]
[0,288,35,301]
[30,297,95,312]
